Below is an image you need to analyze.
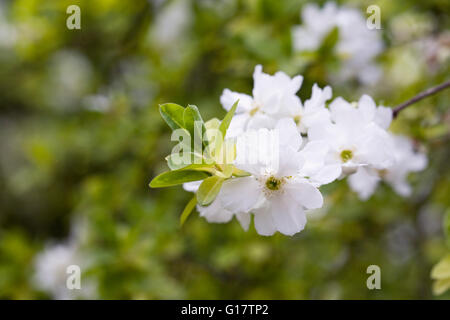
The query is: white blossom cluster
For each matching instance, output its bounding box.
[292,2,384,85]
[184,65,427,236]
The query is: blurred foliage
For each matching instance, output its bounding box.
[0,0,449,299]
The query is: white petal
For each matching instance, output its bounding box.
[374,106,393,129]
[252,65,269,101]
[280,94,303,117]
[299,141,329,175]
[270,196,307,236]
[357,123,395,169]
[391,180,412,197]
[358,95,376,123]
[329,97,354,125]
[311,164,342,186]
[307,122,335,141]
[220,177,263,213]
[236,212,251,231]
[302,108,331,129]
[304,84,332,111]
[277,146,305,177]
[198,199,233,223]
[285,181,324,209]
[183,181,201,193]
[246,113,277,130]
[347,167,380,200]
[253,203,277,236]
[234,128,279,175]
[226,113,249,138]
[275,118,302,150]
[220,88,253,112]
[408,153,427,172]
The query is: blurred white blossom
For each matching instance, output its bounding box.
[292,2,384,85]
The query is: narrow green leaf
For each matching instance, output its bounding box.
[180,196,197,227]
[219,100,239,140]
[159,103,186,131]
[196,176,224,206]
[319,26,339,56]
[149,169,209,188]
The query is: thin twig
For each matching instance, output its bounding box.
[393,80,450,118]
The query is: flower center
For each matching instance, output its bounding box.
[340,149,353,162]
[249,107,259,116]
[294,115,301,125]
[378,169,389,178]
[265,176,282,191]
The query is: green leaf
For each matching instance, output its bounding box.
[166,152,206,170]
[196,176,224,206]
[444,209,450,246]
[232,167,251,177]
[183,105,195,136]
[180,196,197,227]
[433,278,450,296]
[431,255,450,280]
[205,118,221,131]
[183,105,208,151]
[215,164,233,178]
[204,118,220,159]
[180,164,217,174]
[319,26,339,56]
[159,103,186,131]
[219,100,239,140]
[211,100,239,160]
[149,169,209,188]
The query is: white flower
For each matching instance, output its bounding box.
[150,0,191,47]
[348,134,428,199]
[308,94,395,175]
[219,118,339,236]
[221,65,303,137]
[0,3,17,48]
[183,181,250,230]
[292,1,384,85]
[346,166,381,200]
[287,84,333,133]
[33,241,97,300]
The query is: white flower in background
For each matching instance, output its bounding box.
[221,65,303,137]
[348,134,427,199]
[292,1,384,85]
[150,0,192,47]
[0,3,17,48]
[82,92,111,113]
[219,118,339,236]
[33,241,97,300]
[45,50,94,110]
[308,95,394,175]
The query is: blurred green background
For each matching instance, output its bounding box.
[0,0,449,299]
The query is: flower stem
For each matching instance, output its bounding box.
[393,80,450,118]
